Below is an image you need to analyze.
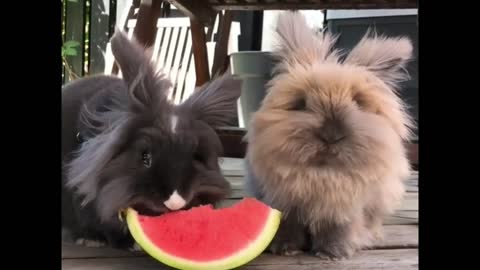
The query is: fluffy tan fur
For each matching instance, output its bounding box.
[245,11,415,258]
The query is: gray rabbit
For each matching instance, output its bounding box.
[62,30,242,249]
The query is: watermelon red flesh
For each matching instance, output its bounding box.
[135,198,271,262]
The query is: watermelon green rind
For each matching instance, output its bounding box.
[125,205,281,270]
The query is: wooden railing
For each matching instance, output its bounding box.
[61,0,179,84]
[62,0,117,83]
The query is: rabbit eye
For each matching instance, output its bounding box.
[142,151,152,168]
[194,151,205,163]
[353,94,366,109]
[289,99,306,111]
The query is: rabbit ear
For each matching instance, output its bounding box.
[343,31,413,86]
[178,68,242,128]
[273,11,340,69]
[110,30,171,111]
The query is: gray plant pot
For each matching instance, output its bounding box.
[230,51,274,128]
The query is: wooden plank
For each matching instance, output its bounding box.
[219,194,418,213]
[219,156,245,173]
[170,27,188,104]
[165,26,180,101]
[64,0,86,81]
[103,42,115,75]
[225,176,244,189]
[190,18,211,87]
[164,25,180,80]
[132,0,164,48]
[166,0,217,27]
[218,198,417,225]
[183,51,197,100]
[151,24,164,66]
[175,27,193,103]
[153,18,193,95]
[127,22,135,38]
[401,193,418,211]
[62,243,143,259]
[406,185,418,193]
[89,0,112,75]
[220,191,417,212]
[62,225,416,259]
[211,10,233,77]
[208,1,418,11]
[158,27,172,70]
[392,210,418,220]
[116,0,137,31]
[245,249,418,269]
[248,249,418,266]
[379,225,418,249]
[385,213,418,225]
[107,0,117,37]
[223,189,418,212]
[62,249,418,269]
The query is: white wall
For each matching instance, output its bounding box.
[261,10,324,51]
[261,9,417,51]
[326,9,417,20]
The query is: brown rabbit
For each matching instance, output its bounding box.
[245,11,415,259]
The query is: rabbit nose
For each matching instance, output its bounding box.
[318,119,347,144]
[163,190,187,211]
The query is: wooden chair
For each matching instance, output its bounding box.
[104,15,241,105]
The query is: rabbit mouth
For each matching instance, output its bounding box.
[130,201,171,217]
[314,148,342,166]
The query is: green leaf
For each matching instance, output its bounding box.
[67,0,79,3]
[63,40,80,48]
[64,48,78,56]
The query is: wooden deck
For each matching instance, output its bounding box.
[62,158,418,270]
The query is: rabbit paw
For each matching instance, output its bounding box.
[312,243,354,260]
[129,243,143,252]
[310,222,355,260]
[75,238,107,248]
[269,239,305,256]
[268,211,308,256]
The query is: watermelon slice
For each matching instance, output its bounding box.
[125,198,281,270]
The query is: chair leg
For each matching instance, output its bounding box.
[190,18,211,87]
[211,10,233,77]
[132,0,164,48]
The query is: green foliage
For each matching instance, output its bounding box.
[62,40,81,80]
[62,40,81,57]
